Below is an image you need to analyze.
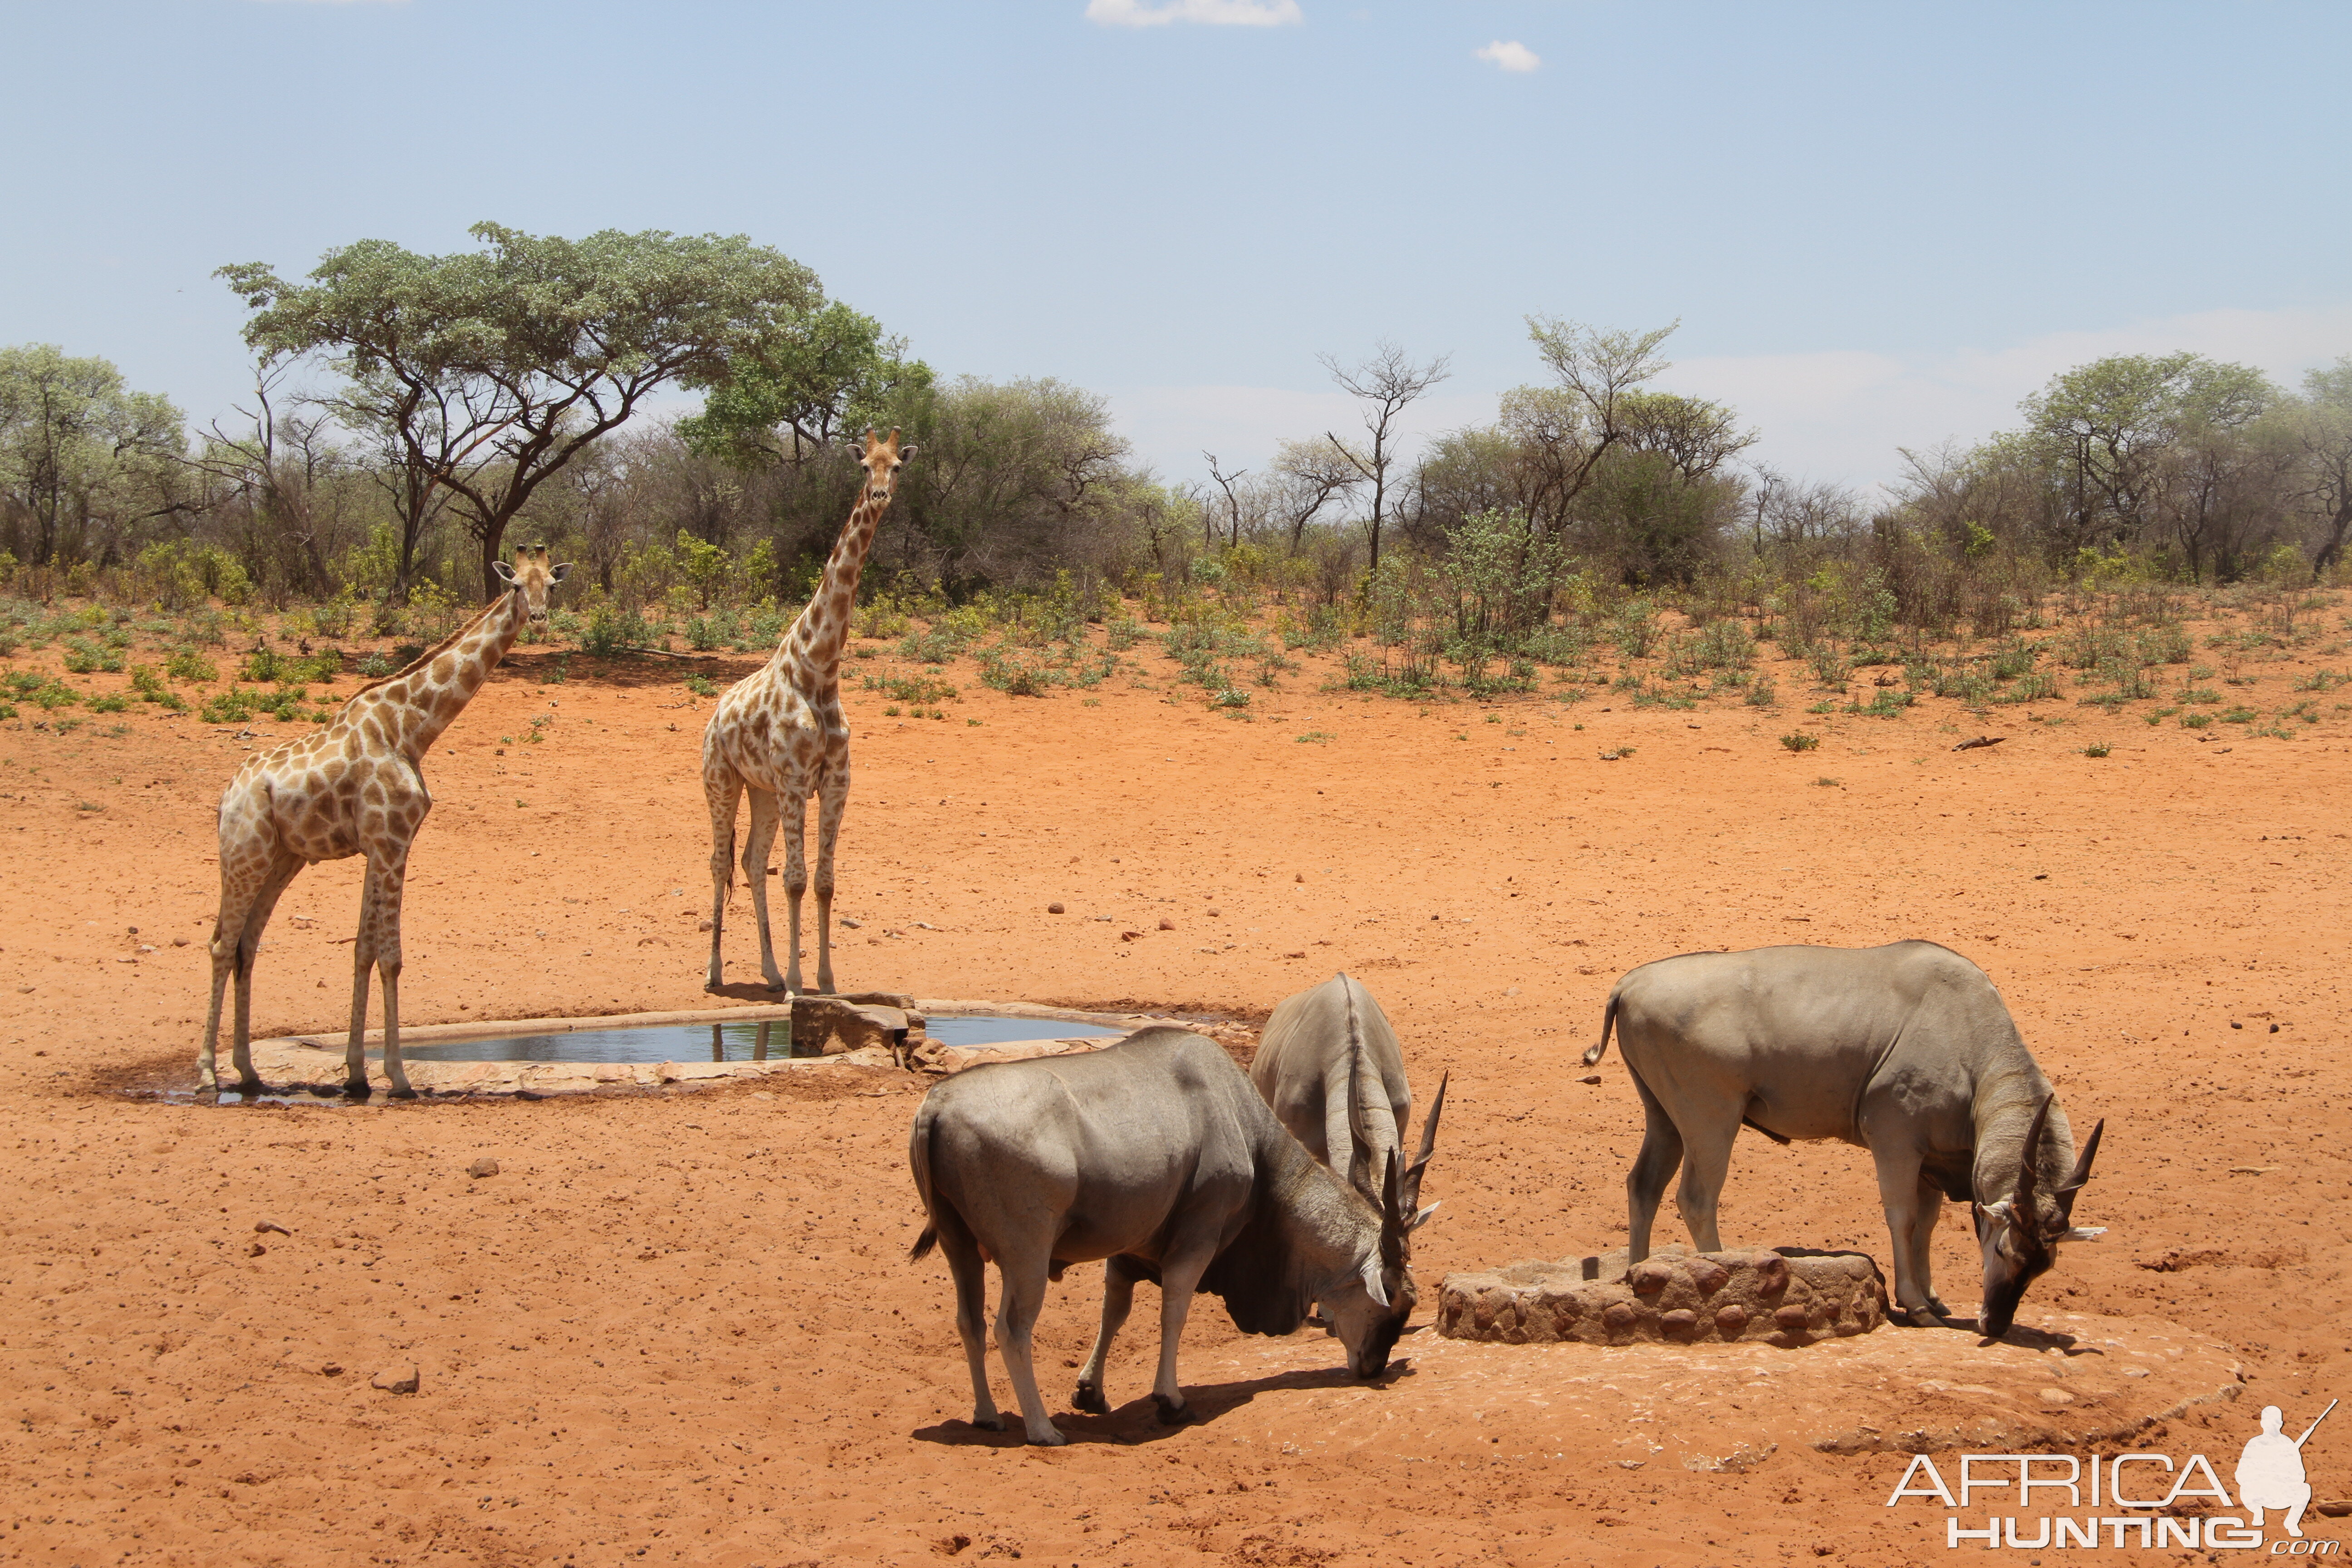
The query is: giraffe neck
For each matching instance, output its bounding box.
[775,482,889,690]
[359,589,527,758]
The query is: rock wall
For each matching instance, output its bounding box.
[1437,1245,1887,1348]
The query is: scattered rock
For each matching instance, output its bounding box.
[1157,917,1176,931]
[1284,950,1306,959]
[245,1242,267,1258]
[839,917,863,930]
[1578,1073,1602,1086]
[1205,907,1220,916]
[698,919,714,931]
[254,1219,291,1236]
[371,1364,420,1395]
[2039,1387,2075,1406]
[467,1156,500,1179]
[1047,902,1065,914]
[1952,735,2005,751]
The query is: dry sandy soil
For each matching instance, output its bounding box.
[1,603,2347,1566]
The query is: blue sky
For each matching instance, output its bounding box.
[3,0,2346,494]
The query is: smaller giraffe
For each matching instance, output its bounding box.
[198,546,570,1099]
[703,428,915,995]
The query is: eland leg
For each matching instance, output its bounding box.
[1147,1245,1215,1425]
[931,1220,1003,1433]
[1624,1076,1685,1264]
[1671,1114,1740,1255]
[1074,1255,1142,1415]
[992,1261,1065,1446]
[1870,1145,1944,1323]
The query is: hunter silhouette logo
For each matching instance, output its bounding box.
[2239,1401,2334,1539]
[1883,1396,2342,1549]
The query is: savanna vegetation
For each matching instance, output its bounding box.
[3,221,2349,740]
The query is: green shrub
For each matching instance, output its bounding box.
[2221,706,2256,724]
[684,673,717,697]
[88,692,129,713]
[2081,742,2111,758]
[1744,678,1778,708]
[166,650,218,683]
[2180,712,2213,729]
[241,647,282,682]
[1989,637,2040,679]
[1780,731,1822,752]
[63,636,124,674]
[200,688,255,724]
[578,604,649,658]
[356,651,394,678]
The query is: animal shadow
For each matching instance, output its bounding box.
[912,1359,1419,1448]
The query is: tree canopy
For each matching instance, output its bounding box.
[218,222,826,594]
[0,343,184,569]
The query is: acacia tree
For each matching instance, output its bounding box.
[2299,357,2352,580]
[676,300,930,469]
[1320,340,1450,573]
[219,222,826,596]
[0,343,184,568]
[1516,315,1678,524]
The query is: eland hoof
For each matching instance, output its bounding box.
[388,1087,417,1101]
[970,1414,1004,1432]
[1025,1426,1068,1448]
[1073,1381,1109,1416]
[1151,1395,1195,1427]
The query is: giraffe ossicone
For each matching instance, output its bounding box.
[196,545,571,1099]
[702,427,915,997]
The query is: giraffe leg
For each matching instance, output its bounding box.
[368,848,417,1099]
[778,790,810,998]
[702,751,743,991]
[812,765,848,997]
[740,787,787,992]
[343,859,386,1097]
[228,854,304,1098]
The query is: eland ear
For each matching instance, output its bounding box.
[1408,1202,1441,1232]
[1358,1254,1389,1309]
[2062,1226,2106,1242]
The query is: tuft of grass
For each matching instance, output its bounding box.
[2180,712,2214,729]
[1780,731,1822,752]
[1295,730,1335,744]
[1812,775,1842,787]
[683,674,717,697]
[2081,742,2111,758]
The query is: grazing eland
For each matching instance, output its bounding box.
[907,1027,1445,1446]
[1583,941,2103,1334]
[1249,973,1414,1192]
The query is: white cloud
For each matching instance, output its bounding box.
[1086,0,1302,25]
[1660,304,2352,493]
[1474,39,1540,73]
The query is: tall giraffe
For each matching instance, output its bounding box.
[703,427,915,995]
[197,546,571,1099]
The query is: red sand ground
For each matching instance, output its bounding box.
[1,608,2347,1565]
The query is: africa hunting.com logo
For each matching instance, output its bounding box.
[1884,1400,2337,1551]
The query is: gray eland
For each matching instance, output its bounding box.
[907,1027,1445,1446]
[1249,973,1415,1194]
[1583,941,2104,1335]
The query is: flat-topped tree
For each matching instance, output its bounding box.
[216,223,827,598]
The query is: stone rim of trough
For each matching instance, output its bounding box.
[239,998,1196,1097]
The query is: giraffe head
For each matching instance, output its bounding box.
[491,544,573,627]
[847,427,917,501]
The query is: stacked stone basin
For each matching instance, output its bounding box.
[1438,1245,1888,1348]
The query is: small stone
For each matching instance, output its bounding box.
[372,1364,420,1395]
[467,1156,500,1179]
[1578,1073,1602,1086]
[1602,1302,1639,1333]
[1294,872,1304,883]
[1751,1253,1791,1296]
[1627,1260,1675,1295]
[1772,1304,1812,1333]
[1121,930,1142,942]
[1688,1258,1730,1295]
[319,1363,342,1377]
[245,1242,267,1258]
[1715,1304,1749,1335]
[2270,1023,2280,1034]
[698,919,713,931]
[254,1219,291,1236]
[1205,907,1220,916]
[839,917,862,930]
[2039,1387,2075,1406]
[1157,918,1176,931]
[1047,902,1065,914]
[1660,1308,1698,1338]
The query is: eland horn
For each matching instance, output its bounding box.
[2056,1118,2104,1225]
[1401,1070,1448,1224]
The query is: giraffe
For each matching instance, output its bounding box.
[197,546,571,1099]
[702,427,915,995]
